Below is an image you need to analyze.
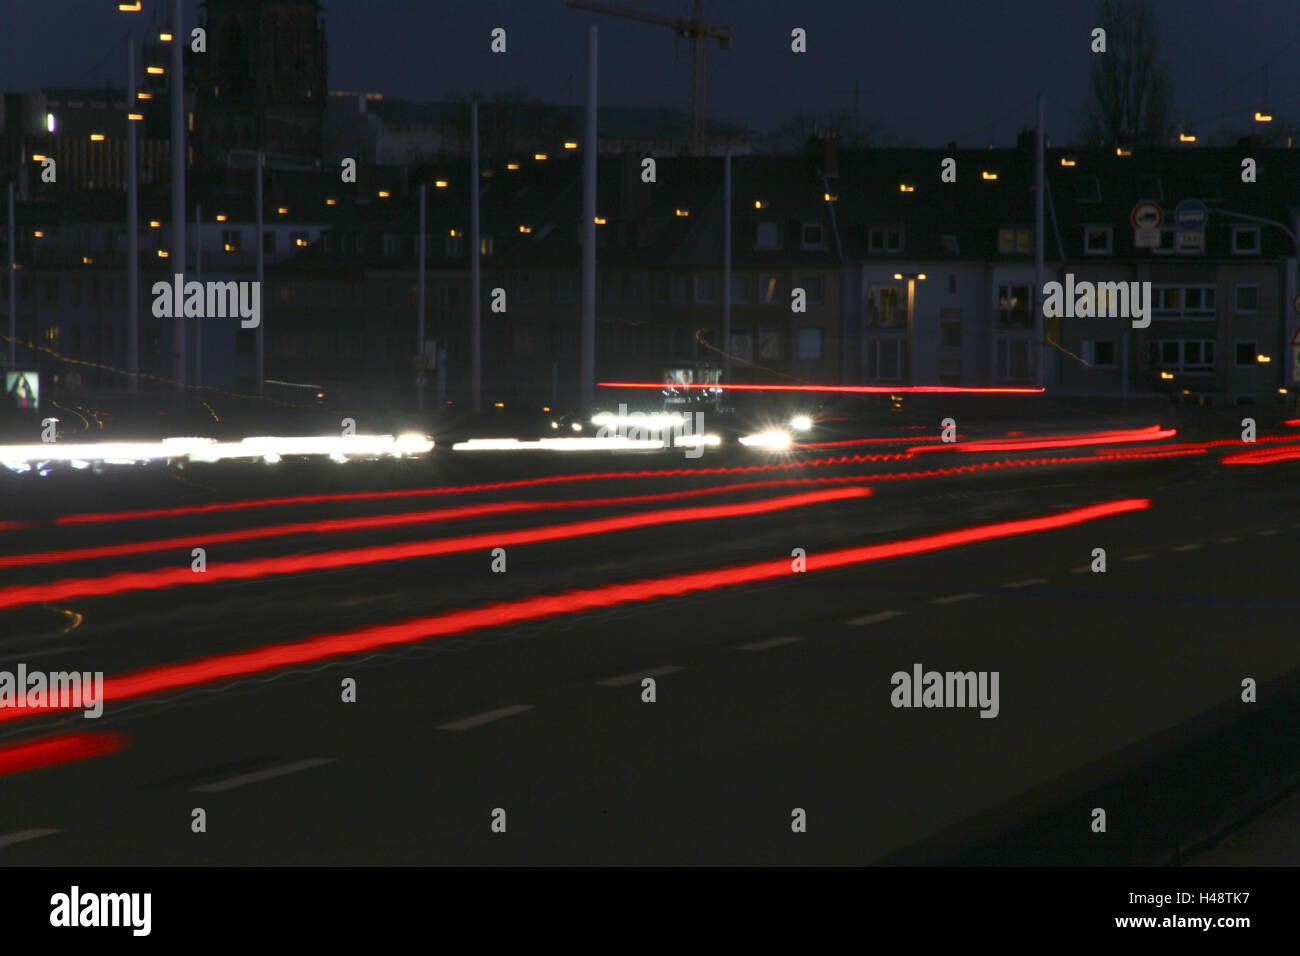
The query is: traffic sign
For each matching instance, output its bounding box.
[1174,199,1208,230]
[1292,294,1300,317]
[1131,201,1163,230]
[1291,324,1300,345]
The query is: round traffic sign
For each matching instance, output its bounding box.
[1131,201,1163,230]
[1174,199,1208,230]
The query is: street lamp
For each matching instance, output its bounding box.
[892,272,927,383]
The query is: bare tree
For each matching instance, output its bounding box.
[1082,0,1174,147]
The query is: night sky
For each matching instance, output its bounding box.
[1,0,1295,145]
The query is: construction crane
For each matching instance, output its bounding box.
[566,0,733,154]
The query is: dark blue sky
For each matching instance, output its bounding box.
[2,0,1295,145]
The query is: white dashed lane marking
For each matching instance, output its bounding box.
[846,610,904,626]
[1216,537,1241,544]
[1123,553,1153,562]
[0,828,61,850]
[438,705,534,730]
[931,593,981,604]
[1069,565,1092,574]
[597,666,684,687]
[191,758,335,793]
[1004,578,1047,588]
[1172,544,1201,552]
[737,636,805,651]
[1257,529,1280,537]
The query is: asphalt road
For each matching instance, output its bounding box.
[1,419,1298,865]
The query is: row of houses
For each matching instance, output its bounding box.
[3,139,1298,408]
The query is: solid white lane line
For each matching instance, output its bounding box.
[597,666,684,687]
[437,705,534,730]
[737,636,805,651]
[1004,578,1046,588]
[846,610,904,626]
[191,758,335,793]
[0,828,61,850]
[931,592,980,604]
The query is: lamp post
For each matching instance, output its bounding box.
[893,271,927,383]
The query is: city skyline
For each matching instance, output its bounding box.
[1,0,1296,146]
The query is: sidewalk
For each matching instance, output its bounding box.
[1186,786,1300,865]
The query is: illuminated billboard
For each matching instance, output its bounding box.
[5,371,39,409]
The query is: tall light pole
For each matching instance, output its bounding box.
[194,200,201,389]
[580,24,597,412]
[1034,93,1045,388]
[893,271,927,384]
[255,150,264,395]
[470,101,481,414]
[6,182,14,372]
[126,35,139,394]
[722,150,731,383]
[170,0,186,390]
[417,181,426,411]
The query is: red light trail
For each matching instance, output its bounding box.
[599,381,1045,394]
[1221,445,1300,465]
[0,487,868,610]
[0,498,1148,726]
[0,731,127,776]
[24,433,1214,529]
[2,480,873,569]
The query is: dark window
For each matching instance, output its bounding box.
[939,320,962,349]
[1091,341,1115,366]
